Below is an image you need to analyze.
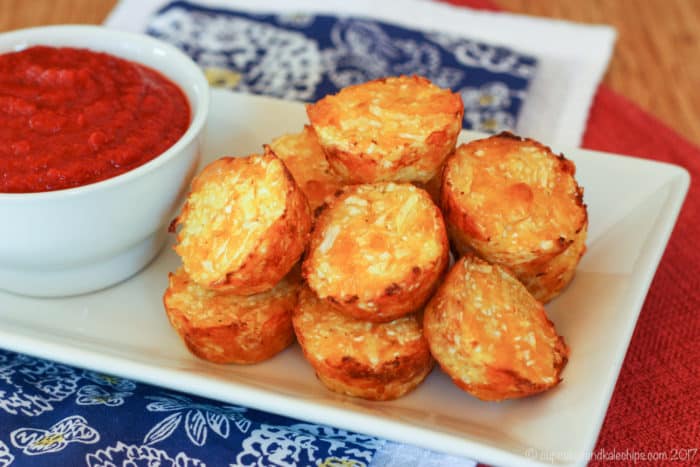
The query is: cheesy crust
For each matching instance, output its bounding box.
[269,125,345,212]
[515,221,588,303]
[306,75,463,183]
[424,255,569,401]
[293,287,433,400]
[163,267,300,364]
[441,132,587,302]
[303,182,449,322]
[173,149,312,295]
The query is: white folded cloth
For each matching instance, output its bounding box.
[105,0,615,147]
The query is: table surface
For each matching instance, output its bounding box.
[1,0,698,148]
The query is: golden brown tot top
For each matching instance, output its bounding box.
[172,150,312,295]
[307,75,463,183]
[424,255,569,401]
[303,182,449,322]
[441,132,587,302]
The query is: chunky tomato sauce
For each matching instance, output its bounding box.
[0,46,190,193]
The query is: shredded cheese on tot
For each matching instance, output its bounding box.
[174,153,290,289]
[424,255,569,401]
[443,132,587,264]
[303,182,448,322]
[305,183,447,310]
[293,287,432,400]
[307,75,463,183]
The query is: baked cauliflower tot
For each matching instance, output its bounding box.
[307,75,463,183]
[164,267,300,364]
[441,132,587,302]
[293,287,433,400]
[303,182,449,322]
[172,149,312,295]
[424,255,569,401]
[269,125,345,213]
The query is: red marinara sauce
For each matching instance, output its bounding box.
[0,46,191,193]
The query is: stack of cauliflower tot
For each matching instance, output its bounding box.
[164,76,587,402]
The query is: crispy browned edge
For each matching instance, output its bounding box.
[292,288,434,401]
[516,221,588,303]
[162,272,299,364]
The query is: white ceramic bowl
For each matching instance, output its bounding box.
[0,26,209,297]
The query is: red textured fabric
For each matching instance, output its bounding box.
[441,0,699,465]
[582,87,699,466]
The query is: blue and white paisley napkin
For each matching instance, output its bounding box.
[106,0,615,147]
[0,350,390,467]
[142,1,536,135]
[0,2,616,466]
[0,347,472,467]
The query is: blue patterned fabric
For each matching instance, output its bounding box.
[0,349,382,466]
[146,1,537,133]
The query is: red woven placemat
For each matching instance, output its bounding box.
[583,86,699,466]
[443,0,699,464]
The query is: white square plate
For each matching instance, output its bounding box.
[0,90,689,467]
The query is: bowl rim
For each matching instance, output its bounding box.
[0,24,209,201]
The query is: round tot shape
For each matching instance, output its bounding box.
[303,182,449,322]
[307,75,463,183]
[293,287,433,400]
[424,255,569,401]
[163,267,300,364]
[173,149,312,295]
[441,132,587,302]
